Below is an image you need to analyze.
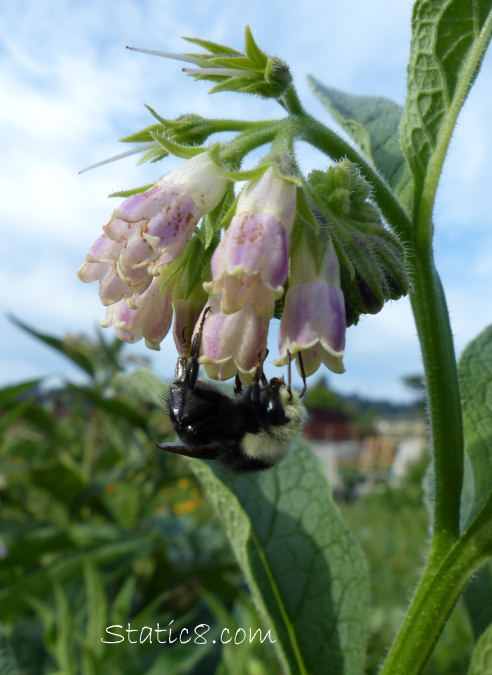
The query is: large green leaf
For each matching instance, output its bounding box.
[308,78,412,206]
[192,443,369,675]
[459,325,492,525]
[468,621,492,674]
[401,0,492,216]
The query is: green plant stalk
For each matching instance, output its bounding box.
[279,96,413,244]
[286,92,468,668]
[378,249,466,672]
[410,250,464,549]
[220,122,284,165]
[379,516,491,675]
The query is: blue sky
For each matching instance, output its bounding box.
[1,0,491,402]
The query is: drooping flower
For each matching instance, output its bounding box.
[203,160,296,318]
[275,236,346,375]
[101,276,173,350]
[77,151,228,347]
[194,294,270,382]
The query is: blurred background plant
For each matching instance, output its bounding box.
[0,321,479,674]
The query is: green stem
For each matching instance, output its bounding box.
[208,118,282,133]
[290,113,413,243]
[410,251,464,548]
[380,523,491,675]
[220,122,284,165]
[379,240,465,672]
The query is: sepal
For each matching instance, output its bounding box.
[133,26,292,100]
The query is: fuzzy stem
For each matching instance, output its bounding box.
[294,114,413,243]
[379,524,490,675]
[411,250,464,547]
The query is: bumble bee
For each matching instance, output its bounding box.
[158,310,307,472]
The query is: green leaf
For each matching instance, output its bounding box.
[66,384,149,429]
[459,325,492,526]
[401,0,492,223]
[0,379,41,405]
[110,576,136,625]
[468,621,492,674]
[9,317,96,378]
[308,78,412,206]
[83,560,108,658]
[464,563,492,640]
[53,582,76,674]
[111,368,165,408]
[0,539,153,621]
[192,443,369,675]
[0,623,21,675]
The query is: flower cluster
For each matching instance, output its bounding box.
[77,152,227,349]
[79,146,406,384]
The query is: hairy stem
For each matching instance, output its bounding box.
[294,114,413,243]
[411,250,464,547]
[380,525,489,675]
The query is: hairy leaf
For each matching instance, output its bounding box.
[459,325,492,526]
[308,78,412,206]
[192,443,369,675]
[468,621,492,674]
[9,316,97,378]
[401,0,492,218]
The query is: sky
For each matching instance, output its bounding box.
[1,0,491,402]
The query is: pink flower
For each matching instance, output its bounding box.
[101,276,173,350]
[275,238,346,375]
[194,295,269,381]
[204,162,296,318]
[77,152,227,348]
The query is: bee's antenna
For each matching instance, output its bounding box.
[298,352,307,398]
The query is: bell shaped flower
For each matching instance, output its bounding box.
[77,151,228,347]
[193,294,269,382]
[101,276,173,350]
[204,161,296,318]
[275,236,346,376]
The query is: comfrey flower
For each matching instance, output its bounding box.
[194,294,269,381]
[77,152,228,348]
[275,236,346,375]
[101,276,173,350]
[204,161,296,318]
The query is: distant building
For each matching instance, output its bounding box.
[303,407,361,442]
[303,406,428,487]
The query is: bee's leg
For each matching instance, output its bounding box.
[287,350,293,401]
[234,374,243,394]
[258,348,269,388]
[298,351,307,397]
[185,306,211,388]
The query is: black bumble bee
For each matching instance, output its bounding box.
[158,310,307,473]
